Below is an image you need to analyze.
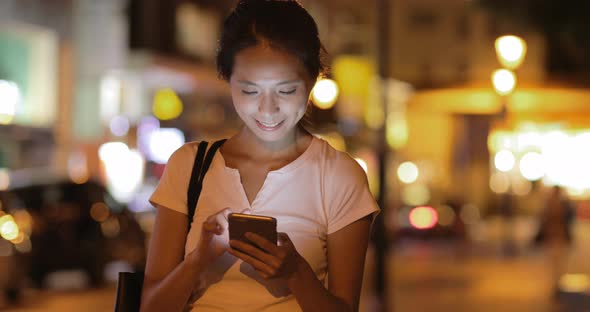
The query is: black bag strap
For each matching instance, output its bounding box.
[187,141,208,222]
[186,139,227,233]
[114,139,226,312]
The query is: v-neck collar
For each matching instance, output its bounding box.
[212,136,319,208]
[215,136,318,175]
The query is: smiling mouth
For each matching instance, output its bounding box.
[256,119,284,131]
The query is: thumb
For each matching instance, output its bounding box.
[240,208,252,214]
[202,218,222,235]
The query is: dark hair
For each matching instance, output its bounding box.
[216,0,327,81]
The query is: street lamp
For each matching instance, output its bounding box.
[495,35,527,70]
[491,35,526,119]
[492,35,527,257]
[491,69,517,96]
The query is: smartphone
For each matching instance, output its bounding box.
[228,213,278,245]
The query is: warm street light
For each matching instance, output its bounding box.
[491,69,517,96]
[495,35,527,70]
[311,78,339,109]
[492,35,527,258]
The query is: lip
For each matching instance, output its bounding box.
[255,119,284,131]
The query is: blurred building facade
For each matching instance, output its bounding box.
[0,0,589,222]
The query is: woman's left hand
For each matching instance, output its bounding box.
[228,232,305,280]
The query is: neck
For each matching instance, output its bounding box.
[233,125,311,160]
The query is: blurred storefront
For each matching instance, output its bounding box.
[0,21,59,171]
[408,85,590,203]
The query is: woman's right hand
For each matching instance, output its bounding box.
[187,207,250,267]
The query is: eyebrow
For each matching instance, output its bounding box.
[236,79,301,86]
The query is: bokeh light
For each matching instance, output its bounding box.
[152,88,183,120]
[90,202,111,223]
[387,115,408,149]
[558,274,590,293]
[397,161,419,184]
[511,175,532,196]
[68,151,89,184]
[148,128,185,164]
[317,131,346,152]
[0,80,20,125]
[14,235,32,253]
[137,116,161,155]
[436,205,456,227]
[109,115,131,137]
[10,231,25,244]
[0,215,19,241]
[100,76,121,122]
[488,130,514,152]
[491,69,516,95]
[12,210,32,235]
[101,216,121,238]
[311,79,339,109]
[490,171,510,194]
[490,127,590,197]
[494,149,515,172]
[99,142,130,163]
[495,35,527,69]
[519,152,544,181]
[99,142,145,203]
[409,206,438,230]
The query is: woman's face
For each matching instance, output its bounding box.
[229,44,314,145]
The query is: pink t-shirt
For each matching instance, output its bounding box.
[149,136,380,311]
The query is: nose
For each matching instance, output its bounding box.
[258,94,279,114]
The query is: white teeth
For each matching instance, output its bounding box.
[259,121,280,127]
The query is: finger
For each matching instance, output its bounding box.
[255,269,271,279]
[204,208,230,233]
[203,210,228,235]
[216,208,232,230]
[245,232,280,254]
[202,220,222,235]
[229,239,280,267]
[277,232,292,247]
[220,207,233,220]
[228,246,277,277]
[240,208,252,214]
[205,212,217,223]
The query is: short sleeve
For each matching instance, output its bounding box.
[148,144,195,215]
[324,152,380,234]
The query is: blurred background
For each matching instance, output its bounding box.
[0,0,589,311]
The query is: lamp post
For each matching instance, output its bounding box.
[492,35,527,119]
[491,35,526,257]
[491,68,516,120]
[374,0,391,311]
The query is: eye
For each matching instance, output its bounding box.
[279,89,297,95]
[241,90,258,95]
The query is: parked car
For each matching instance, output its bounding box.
[0,176,146,299]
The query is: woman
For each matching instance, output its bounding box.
[140,1,379,311]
